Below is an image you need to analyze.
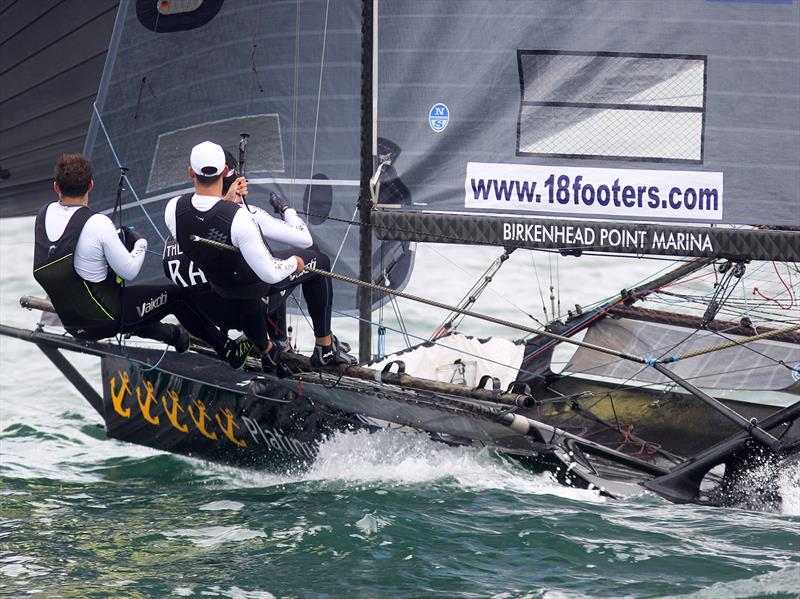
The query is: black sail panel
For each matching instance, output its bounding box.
[84,0,413,312]
[0,0,119,218]
[374,0,800,259]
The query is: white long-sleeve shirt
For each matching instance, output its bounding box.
[44,202,147,282]
[164,195,297,284]
[246,206,312,249]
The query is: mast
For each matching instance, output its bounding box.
[358,0,376,362]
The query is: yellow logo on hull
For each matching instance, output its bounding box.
[107,371,246,447]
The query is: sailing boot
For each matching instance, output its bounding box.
[224,335,254,370]
[260,341,282,373]
[260,341,296,378]
[170,324,191,354]
[269,336,293,354]
[311,336,356,367]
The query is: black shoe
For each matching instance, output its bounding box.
[270,336,293,353]
[225,335,254,369]
[260,341,282,373]
[171,325,191,354]
[311,337,356,367]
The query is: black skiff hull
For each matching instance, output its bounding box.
[3,323,798,507]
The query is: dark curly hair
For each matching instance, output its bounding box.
[54,153,92,198]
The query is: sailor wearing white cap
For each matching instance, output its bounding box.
[164,141,355,371]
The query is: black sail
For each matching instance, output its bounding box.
[84,0,413,312]
[373,0,800,260]
[0,0,118,217]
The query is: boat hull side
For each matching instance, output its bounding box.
[100,355,355,470]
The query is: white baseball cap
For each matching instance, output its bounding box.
[190,141,225,177]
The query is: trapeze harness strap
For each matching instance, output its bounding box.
[174,194,271,300]
[32,205,121,328]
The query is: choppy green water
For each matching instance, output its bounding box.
[2,433,799,598]
[2,217,799,598]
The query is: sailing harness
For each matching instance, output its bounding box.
[174,194,271,300]
[33,205,122,332]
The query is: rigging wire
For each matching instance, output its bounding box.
[706,328,794,371]
[637,260,799,325]
[290,294,315,352]
[389,293,412,348]
[529,250,549,323]
[653,282,795,323]
[427,246,544,327]
[754,261,796,310]
[305,0,331,211]
[701,261,746,326]
[590,264,744,389]
[556,252,561,322]
[331,206,359,271]
[91,103,166,243]
[548,251,555,322]
[521,260,721,362]
[558,336,788,384]
[290,0,301,204]
[430,249,525,339]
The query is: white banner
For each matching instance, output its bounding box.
[465,162,723,221]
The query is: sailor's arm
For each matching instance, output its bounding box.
[249,205,313,249]
[268,191,313,248]
[231,210,300,283]
[225,180,313,249]
[164,196,179,238]
[95,214,147,280]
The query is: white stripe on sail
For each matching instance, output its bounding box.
[104,177,360,214]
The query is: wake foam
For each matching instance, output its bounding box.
[216,428,604,504]
[664,565,800,599]
[777,458,800,516]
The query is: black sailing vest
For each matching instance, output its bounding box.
[174,194,271,299]
[33,204,121,329]
[162,234,211,290]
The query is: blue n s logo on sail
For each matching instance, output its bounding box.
[429,103,449,132]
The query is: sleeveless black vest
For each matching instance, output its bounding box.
[174,194,271,299]
[162,234,211,290]
[33,204,121,328]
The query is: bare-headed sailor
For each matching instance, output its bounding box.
[33,153,229,355]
